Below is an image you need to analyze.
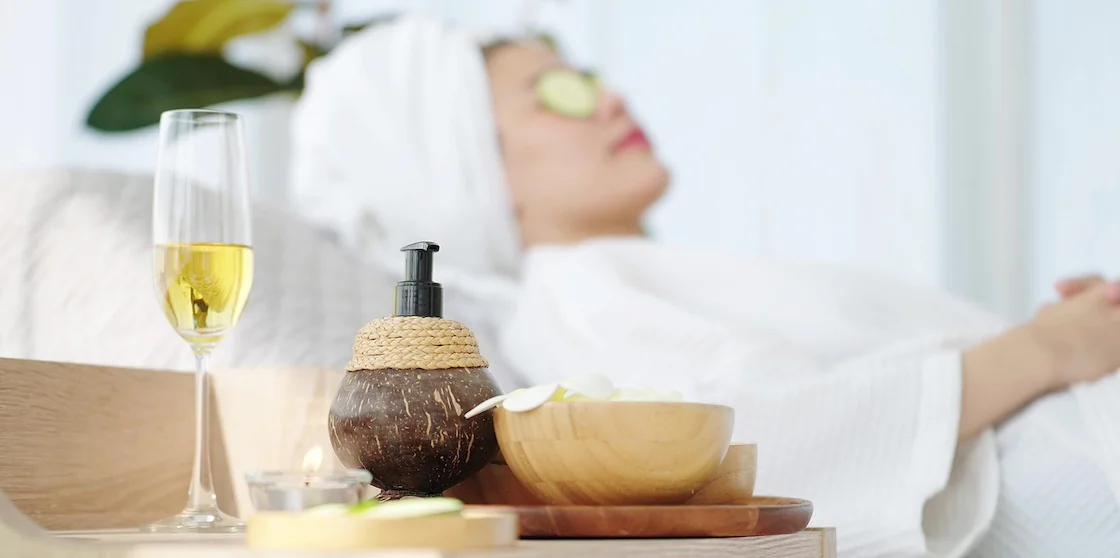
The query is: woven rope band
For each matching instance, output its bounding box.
[346,316,489,372]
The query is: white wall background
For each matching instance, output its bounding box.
[1030,0,1120,312]
[1,0,1117,320]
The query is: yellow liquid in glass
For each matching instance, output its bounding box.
[154,243,254,346]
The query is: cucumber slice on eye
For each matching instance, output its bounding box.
[536,69,597,119]
[582,70,601,91]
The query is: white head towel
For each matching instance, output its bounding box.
[290,15,521,298]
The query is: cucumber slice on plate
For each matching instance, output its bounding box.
[357,497,464,519]
[349,500,380,514]
[536,69,597,119]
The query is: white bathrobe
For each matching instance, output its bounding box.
[501,239,1120,557]
[289,15,1120,557]
[502,239,1002,557]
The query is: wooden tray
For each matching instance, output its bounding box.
[490,496,813,539]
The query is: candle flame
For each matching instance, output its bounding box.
[302,445,324,475]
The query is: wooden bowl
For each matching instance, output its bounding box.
[443,459,544,505]
[684,443,757,505]
[494,402,734,505]
[445,443,757,506]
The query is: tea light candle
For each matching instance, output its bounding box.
[246,446,372,513]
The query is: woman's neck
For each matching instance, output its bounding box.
[521,220,644,248]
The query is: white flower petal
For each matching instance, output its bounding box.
[560,373,615,400]
[464,392,511,418]
[502,383,560,412]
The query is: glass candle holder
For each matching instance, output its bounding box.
[245,469,372,513]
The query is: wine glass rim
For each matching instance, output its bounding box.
[161,109,242,122]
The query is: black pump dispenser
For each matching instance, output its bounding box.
[394,241,443,318]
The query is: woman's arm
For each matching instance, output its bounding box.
[959,280,1120,440]
[959,327,1057,440]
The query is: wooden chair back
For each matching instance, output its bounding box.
[0,358,236,530]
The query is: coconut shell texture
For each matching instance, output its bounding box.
[328,366,501,498]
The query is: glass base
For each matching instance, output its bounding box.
[139,507,244,533]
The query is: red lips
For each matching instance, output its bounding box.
[615,126,651,152]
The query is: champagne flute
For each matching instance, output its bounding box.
[145,109,254,533]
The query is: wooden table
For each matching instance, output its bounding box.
[41,528,837,557]
[0,359,838,557]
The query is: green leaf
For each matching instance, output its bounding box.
[143,0,294,60]
[86,54,286,132]
[297,39,324,67]
[286,70,306,92]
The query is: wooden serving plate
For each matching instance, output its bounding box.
[491,497,812,539]
[245,509,518,551]
[446,444,759,507]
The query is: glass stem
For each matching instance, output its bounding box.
[186,346,219,513]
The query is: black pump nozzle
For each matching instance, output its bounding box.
[395,241,443,318]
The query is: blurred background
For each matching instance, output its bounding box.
[1,0,1116,321]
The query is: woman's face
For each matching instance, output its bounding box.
[486,42,670,245]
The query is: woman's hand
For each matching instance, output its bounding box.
[958,279,1120,440]
[1054,273,1120,302]
[1028,280,1120,387]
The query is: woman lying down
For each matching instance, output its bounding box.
[289,15,1120,558]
